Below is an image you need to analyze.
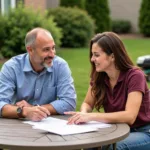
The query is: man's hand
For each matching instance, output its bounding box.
[23,106,50,121]
[16,100,32,108]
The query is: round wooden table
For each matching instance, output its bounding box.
[0,115,130,150]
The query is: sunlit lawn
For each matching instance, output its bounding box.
[0,39,150,111]
[56,48,91,110]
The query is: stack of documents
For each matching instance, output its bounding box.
[23,117,111,135]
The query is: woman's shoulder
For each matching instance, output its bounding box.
[125,67,146,87]
[126,67,145,78]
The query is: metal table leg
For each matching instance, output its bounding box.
[105,143,116,150]
[113,143,116,150]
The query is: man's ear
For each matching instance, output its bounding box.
[26,46,33,54]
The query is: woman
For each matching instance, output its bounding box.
[65,32,150,150]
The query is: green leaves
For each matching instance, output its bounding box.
[139,0,150,36]
[48,7,95,48]
[0,5,62,58]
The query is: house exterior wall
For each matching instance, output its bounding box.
[24,0,46,12]
[109,0,142,32]
[0,0,16,14]
[24,0,59,12]
[46,0,59,9]
[23,0,142,33]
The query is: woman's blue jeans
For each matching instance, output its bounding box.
[86,124,150,150]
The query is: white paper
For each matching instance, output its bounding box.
[32,123,97,135]
[24,117,67,126]
[23,117,111,135]
[79,121,112,128]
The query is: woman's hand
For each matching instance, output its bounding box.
[64,111,93,125]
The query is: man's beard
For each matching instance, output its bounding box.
[41,56,53,68]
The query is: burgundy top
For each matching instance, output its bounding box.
[102,68,150,128]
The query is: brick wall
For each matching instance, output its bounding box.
[24,0,47,12]
[24,0,59,12]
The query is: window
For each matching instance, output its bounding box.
[0,0,16,15]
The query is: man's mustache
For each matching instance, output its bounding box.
[44,56,53,61]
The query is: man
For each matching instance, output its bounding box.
[0,27,76,121]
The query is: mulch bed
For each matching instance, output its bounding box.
[0,58,8,64]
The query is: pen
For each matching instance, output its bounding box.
[36,104,49,118]
[35,103,40,107]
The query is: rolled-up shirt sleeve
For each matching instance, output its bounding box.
[50,62,76,114]
[0,64,16,116]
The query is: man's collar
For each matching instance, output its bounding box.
[23,54,33,72]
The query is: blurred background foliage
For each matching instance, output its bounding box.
[1,0,149,57]
[139,0,150,36]
[47,7,95,48]
[60,0,85,9]
[0,4,62,58]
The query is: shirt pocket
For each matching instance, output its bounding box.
[42,85,57,104]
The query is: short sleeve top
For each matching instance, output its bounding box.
[103,68,150,128]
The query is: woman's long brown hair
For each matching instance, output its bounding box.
[90,32,134,111]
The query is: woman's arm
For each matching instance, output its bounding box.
[80,86,96,113]
[66,91,142,125]
[91,91,142,125]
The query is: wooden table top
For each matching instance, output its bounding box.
[0,115,130,150]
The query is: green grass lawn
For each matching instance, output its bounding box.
[0,39,150,111]
[57,48,91,110]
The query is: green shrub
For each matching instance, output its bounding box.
[48,7,95,48]
[0,15,7,49]
[0,6,62,58]
[85,0,111,33]
[60,0,85,9]
[139,0,150,36]
[112,20,131,33]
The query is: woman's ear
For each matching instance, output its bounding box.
[111,53,115,61]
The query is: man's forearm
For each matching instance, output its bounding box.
[41,104,58,115]
[1,104,19,118]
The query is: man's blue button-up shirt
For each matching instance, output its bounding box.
[0,53,76,116]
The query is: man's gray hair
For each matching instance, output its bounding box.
[25,27,52,49]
